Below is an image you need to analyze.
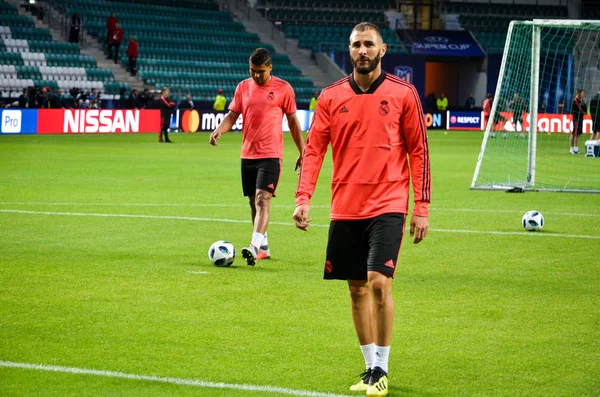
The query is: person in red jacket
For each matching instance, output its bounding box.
[107,23,124,64]
[106,12,117,45]
[125,36,138,76]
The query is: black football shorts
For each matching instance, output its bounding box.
[241,158,281,197]
[324,213,406,280]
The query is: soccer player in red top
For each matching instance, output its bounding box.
[293,23,430,396]
[483,93,492,132]
[210,48,305,266]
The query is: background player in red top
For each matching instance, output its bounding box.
[292,23,430,397]
[209,48,305,266]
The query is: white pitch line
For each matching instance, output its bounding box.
[188,271,210,275]
[0,201,331,209]
[1,209,600,239]
[0,202,598,217]
[0,361,353,397]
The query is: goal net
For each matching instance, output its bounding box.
[472,20,600,192]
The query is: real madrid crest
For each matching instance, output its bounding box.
[379,100,389,116]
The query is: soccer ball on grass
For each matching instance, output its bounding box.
[208,240,236,267]
[522,211,544,231]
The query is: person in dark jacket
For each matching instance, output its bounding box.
[158,87,175,143]
[18,88,29,108]
[570,89,587,154]
[69,13,82,44]
[139,88,151,109]
[465,93,475,110]
[424,92,436,113]
[49,88,65,109]
[178,94,194,110]
[128,89,140,109]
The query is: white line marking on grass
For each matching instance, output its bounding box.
[188,271,210,275]
[0,361,353,397]
[0,201,332,209]
[2,209,600,239]
[0,202,598,217]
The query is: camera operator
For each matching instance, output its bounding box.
[89,88,101,109]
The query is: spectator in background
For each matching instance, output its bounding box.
[589,87,600,140]
[140,88,151,108]
[128,89,140,109]
[570,89,586,154]
[178,94,194,110]
[69,13,82,44]
[309,90,319,111]
[465,93,475,110]
[18,88,29,108]
[437,92,448,112]
[538,99,547,114]
[126,36,138,76]
[557,99,565,114]
[106,12,117,46]
[158,87,175,143]
[424,92,436,113]
[118,87,128,109]
[37,87,49,108]
[483,93,492,131]
[213,88,226,111]
[89,88,101,109]
[107,23,124,64]
[49,88,65,109]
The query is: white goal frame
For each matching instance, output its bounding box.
[471,19,600,193]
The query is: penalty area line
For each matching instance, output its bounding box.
[1,209,599,239]
[0,360,353,397]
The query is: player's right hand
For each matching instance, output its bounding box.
[209,131,221,146]
[293,205,312,231]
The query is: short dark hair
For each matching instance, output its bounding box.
[351,22,382,41]
[249,48,272,66]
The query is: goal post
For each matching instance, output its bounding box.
[471,20,600,193]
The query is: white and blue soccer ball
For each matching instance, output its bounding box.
[208,240,236,267]
[522,211,544,231]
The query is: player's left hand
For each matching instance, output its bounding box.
[294,156,302,172]
[410,214,429,244]
[293,204,312,231]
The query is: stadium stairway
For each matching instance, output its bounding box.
[3,0,146,94]
[219,0,344,89]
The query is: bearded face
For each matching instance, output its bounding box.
[351,52,382,75]
[349,28,386,76]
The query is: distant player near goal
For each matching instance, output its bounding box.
[570,89,587,154]
[209,48,305,265]
[293,22,430,397]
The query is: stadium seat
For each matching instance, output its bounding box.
[0,0,127,98]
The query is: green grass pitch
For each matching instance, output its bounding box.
[0,131,599,396]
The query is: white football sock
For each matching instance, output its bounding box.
[261,232,268,247]
[360,343,375,370]
[250,232,264,250]
[373,345,390,373]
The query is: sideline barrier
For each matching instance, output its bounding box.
[447,110,595,133]
[176,109,447,132]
